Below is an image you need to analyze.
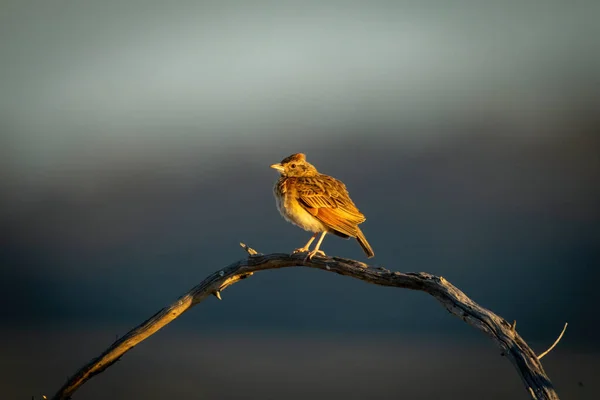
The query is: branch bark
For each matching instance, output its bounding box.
[50,244,562,400]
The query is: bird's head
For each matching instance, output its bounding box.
[270,153,318,177]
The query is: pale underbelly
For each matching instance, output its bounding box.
[276,194,326,233]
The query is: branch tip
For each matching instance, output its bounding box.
[537,322,568,360]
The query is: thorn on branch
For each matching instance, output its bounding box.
[537,322,568,360]
[213,291,222,300]
[239,242,259,256]
[511,320,517,332]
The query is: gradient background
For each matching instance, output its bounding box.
[1,1,599,399]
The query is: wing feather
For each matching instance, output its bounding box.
[295,175,365,237]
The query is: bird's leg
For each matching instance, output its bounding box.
[293,232,318,254]
[305,232,327,261]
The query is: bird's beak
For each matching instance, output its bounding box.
[270,163,284,172]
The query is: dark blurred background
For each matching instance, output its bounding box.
[1,1,599,399]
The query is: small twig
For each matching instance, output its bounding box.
[511,320,517,332]
[537,322,568,360]
[239,242,258,255]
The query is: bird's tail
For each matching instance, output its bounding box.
[355,227,375,258]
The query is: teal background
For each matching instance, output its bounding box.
[1,1,598,398]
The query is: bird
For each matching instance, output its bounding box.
[270,153,374,260]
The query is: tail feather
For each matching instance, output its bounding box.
[355,227,375,258]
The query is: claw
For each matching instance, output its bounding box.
[292,247,309,254]
[304,249,326,261]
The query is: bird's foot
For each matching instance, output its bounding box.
[304,249,326,261]
[292,247,310,254]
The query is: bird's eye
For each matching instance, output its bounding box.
[290,163,296,169]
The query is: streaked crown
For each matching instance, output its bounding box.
[271,153,318,177]
[279,153,306,164]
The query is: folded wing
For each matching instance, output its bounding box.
[296,176,365,238]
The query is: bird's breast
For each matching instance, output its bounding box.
[273,177,326,233]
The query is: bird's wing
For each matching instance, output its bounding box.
[296,175,365,237]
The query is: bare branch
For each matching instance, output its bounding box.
[50,246,562,400]
[537,322,568,360]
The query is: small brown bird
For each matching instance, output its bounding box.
[271,153,374,260]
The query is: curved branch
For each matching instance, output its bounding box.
[50,244,561,400]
